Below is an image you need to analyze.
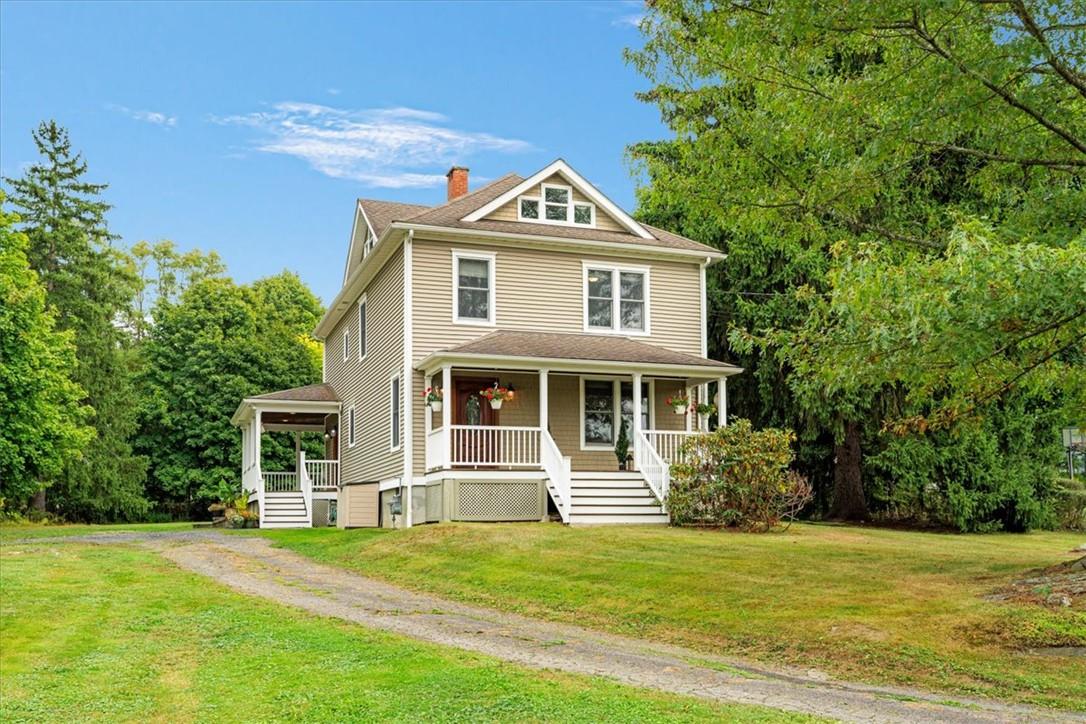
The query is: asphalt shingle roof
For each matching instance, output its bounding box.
[251,382,340,402]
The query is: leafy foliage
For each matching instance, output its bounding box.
[668,419,812,531]
[0,198,93,510]
[136,273,322,514]
[4,121,148,521]
[628,1,1085,526]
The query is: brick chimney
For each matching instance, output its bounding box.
[446,166,469,201]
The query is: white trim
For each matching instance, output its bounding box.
[357,294,368,361]
[577,375,653,451]
[343,201,378,286]
[581,262,651,336]
[417,351,742,379]
[514,182,597,229]
[347,406,357,448]
[451,249,497,327]
[462,159,654,239]
[389,372,402,452]
[402,230,414,526]
[699,261,708,358]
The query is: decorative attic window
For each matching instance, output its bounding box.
[363,228,377,256]
[516,183,595,228]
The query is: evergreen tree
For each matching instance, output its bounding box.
[4,121,148,521]
[0,197,94,510]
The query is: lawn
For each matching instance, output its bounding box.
[259,522,1086,711]
[0,520,192,542]
[0,541,808,723]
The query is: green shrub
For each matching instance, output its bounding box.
[668,419,811,531]
[1055,478,1086,531]
[865,394,1061,532]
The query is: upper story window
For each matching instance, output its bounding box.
[584,264,649,335]
[389,374,401,451]
[517,183,595,228]
[363,227,377,257]
[347,406,357,448]
[357,296,367,360]
[452,250,495,325]
[342,327,351,361]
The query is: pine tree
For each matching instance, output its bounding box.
[4,121,148,521]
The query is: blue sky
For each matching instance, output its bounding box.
[0,1,667,304]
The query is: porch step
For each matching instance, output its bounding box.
[570,478,648,490]
[568,513,670,525]
[572,496,659,506]
[572,486,656,497]
[570,471,645,481]
[260,490,310,529]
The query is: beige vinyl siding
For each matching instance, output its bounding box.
[485,173,626,233]
[412,238,703,356]
[338,483,379,527]
[325,247,404,483]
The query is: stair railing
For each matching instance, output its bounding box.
[299,450,313,527]
[635,431,670,511]
[540,429,571,523]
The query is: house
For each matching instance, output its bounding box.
[231,160,742,528]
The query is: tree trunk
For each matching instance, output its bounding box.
[829,420,867,521]
[31,487,46,514]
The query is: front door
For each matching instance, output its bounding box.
[453,378,499,465]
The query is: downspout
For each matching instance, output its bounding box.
[402,230,415,528]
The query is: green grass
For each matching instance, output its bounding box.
[257,522,1086,711]
[0,520,192,542]
[0,542,811,723]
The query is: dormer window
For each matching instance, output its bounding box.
[517,183,595,227]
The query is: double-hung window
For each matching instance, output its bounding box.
[389,374,401,450]
[347,406,357,448]
[452,251,495,325]
[342,327,351,361]
[584,264,649,334]
[357,297,367,360]
[581,378,653,449]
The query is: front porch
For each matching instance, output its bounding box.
[417,332,741,524]
[231,383,342,529]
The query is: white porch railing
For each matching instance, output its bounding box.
[541,429,572,523]
[636,431,671,508]
[425,428,446,471]
[643,430,700,464]
[304,458,339,490]
[446,425,542,467]
[263,471,299,492]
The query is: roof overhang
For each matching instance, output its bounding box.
[315,225,407,339]
[416,350,743,380]
[231,398,341,427]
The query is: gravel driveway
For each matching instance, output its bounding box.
[18,530,1082,724]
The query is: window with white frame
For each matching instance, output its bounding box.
[389,374,401,450]
[453,251,495,324]
[357,297,367,359]
[343,327,351,361]
[581,378,652,449]
[585,265,648,333]
[347,406,357,447]
[517,183,595,227]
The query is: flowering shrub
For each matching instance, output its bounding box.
[479,385,513,402]
[668,419,812,531]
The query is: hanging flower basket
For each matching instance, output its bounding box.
[424,386,443,412]
[479,384,513,410]
[666,394,691,415]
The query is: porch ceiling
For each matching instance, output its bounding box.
[230,383,341,427]
[417,330,742,379]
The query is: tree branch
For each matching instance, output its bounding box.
[1008,0,1086,101]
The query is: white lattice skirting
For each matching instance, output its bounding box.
[455,481,542,521]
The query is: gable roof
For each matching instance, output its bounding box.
[251,382,340,402]
[462,159,653,239]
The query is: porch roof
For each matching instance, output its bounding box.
[230,383,341,427]
[417,331,743,378]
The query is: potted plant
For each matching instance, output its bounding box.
[424,386,443,412]
[479,384,513,410]
[666,393,691,415]
[695,402,717,417]
[614,418,631,470]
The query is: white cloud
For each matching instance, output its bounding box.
[326,88,341,96]
[612,13,644,27]
[107,103,177,127]
[211,102,531,188]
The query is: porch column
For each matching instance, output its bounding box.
[538,369,549,433]
[631,372,642,470]
[441,365,452,468]
[241,425,249,490]
[684,385,693,432]
[699,383,710,431]
[718,377,728,427]
[423,373,433,471]
[294,432,301,474]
